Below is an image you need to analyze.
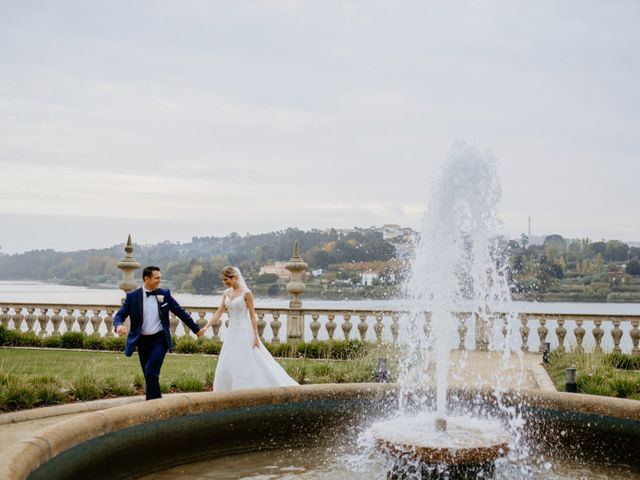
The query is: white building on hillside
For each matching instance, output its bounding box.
[361,270,378,286]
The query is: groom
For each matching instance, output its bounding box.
[114,265,205,400]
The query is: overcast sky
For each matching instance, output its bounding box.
[1,0,638,254]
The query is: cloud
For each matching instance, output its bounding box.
[1,0,639,252]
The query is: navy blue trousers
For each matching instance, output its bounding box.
[137,332,168,400]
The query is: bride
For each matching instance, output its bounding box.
[204,266,299,391]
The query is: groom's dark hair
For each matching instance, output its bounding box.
[142,266,160,280]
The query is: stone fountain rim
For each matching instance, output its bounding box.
[1,384,639,480]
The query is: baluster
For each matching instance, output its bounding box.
[51,308,63,336]
[457,314,468,350]
[37,308,50,337]
[555,319,567,353]
[342,313,353,340]
[611,319,623,353]
[474,312,490,351]
[196,311,207,334]
[573,319,585,353]
[391,313,400,344]
[501,314,508,342]
[310,313,321,341]
[211,312,222,341]
[77,309,89,334]
[104,309,115,337]
[592,319,604,353]
[537,317,549,353]
[11,307,24,331]
[270,313,281,345]
[423,312,432,339]
[89,310,101,335]
[357,314,368,341]
[256,312,266,341]
[25,307,37,334]
[169,314,179,336]
[520,315,530,352]
[63,308,75,333]
[374,313,384,343]
[326,314,337,340]
[630,319,640,356]
[0,307,10,328]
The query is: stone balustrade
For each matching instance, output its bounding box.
[3,238,638,355]
[1,302,639,355]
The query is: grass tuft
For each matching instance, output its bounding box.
[71,375,103,401]
[174,376,204,392]
[0,382,38,410]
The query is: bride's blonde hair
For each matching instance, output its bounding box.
[220,266,237,280]
[220,266,249,291]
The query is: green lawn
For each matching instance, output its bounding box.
[0,348,215,385]
[0,347,380,411]
[546,350,640,399]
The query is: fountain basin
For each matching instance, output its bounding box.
[1,384,639,479]
[373,414,509,464]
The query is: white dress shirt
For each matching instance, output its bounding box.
[141,288,163,335]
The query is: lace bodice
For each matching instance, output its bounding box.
[224,289,251,328]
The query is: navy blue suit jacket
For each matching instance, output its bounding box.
[113,287,201,357]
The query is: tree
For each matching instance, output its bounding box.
[543,235,566,261]
[588,241,607,258]
[626,258,640,276]
[568,239,583,253]
[306,249,332,269]
[543,234,566,251]
[604,240,629,262]
[256,273,279,284]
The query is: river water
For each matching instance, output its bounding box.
[1,281,638,314]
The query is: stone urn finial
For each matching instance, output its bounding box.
[117,234,140,293]
[285,240,307,309]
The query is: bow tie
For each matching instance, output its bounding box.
[145,290,158,297]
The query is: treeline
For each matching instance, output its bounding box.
[0,227,397,293]
[2,229,639,301]
[510,235,640,301]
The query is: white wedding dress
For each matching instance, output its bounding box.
[213,289,299,392]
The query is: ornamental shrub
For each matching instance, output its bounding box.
[174,336,198,354]
[104,336,125,351]
[15,332,43,347]
[0,327,20,346]
[197,338,222,355]
[42,336,63,348]
[83,335,105,350]
[60,332,84,349]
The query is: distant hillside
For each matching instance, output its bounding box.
[1,229,638,301]
[0,227,403,291]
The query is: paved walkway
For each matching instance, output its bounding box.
[0,351,554,453]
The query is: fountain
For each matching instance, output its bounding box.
[370,141,514,478]
[2,142,640,479]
